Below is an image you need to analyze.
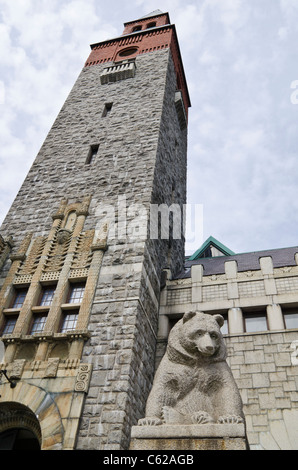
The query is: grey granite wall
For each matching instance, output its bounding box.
[0,49,188,449]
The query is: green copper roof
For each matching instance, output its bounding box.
[188,236,235,261]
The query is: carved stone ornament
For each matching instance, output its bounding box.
[56,228,71,245]
[75,364,92,393]
[138,311,245,426]
[44,358,60,378]
[10,359,26,379]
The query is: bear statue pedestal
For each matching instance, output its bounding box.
[132,312,249,450]
[129,424,248,450]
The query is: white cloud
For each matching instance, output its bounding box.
[0,0,298,255]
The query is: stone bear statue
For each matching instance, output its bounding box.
[138,311,244,426]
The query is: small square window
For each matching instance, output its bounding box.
[68,283,85,304]
[40,286,56,307]
[30,314,48,335]
[244,313,268,333]
[2,316,18,335]
[11,289,28,309]
[60,311,78,333]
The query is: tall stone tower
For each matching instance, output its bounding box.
[0,11,190,450]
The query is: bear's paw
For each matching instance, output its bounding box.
[217,415,243,424]
[138,417,162,426]
[192,411,214,424]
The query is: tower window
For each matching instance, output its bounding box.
[118,48,138,58]
[39,286,56,307]
[102,103,113,117]
[146,22,156,29]
[2,315,18,335]
[132,26,142,32]
[11,289,28,309]
[86,144,99,164]
[30,314,48,335]
[68,283,85,304]
[60,311,78,333]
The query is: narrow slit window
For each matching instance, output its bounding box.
[86,144,99,164]
[102,103,113,118]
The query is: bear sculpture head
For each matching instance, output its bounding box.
[167,311,226,364]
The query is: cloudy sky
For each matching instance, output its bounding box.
[1,0,298,256]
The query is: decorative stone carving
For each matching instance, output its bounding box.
[44,358,60,378]
[56,228,71,245]
[75,364,92,393]
[10,359,26,379]
[138,311,244,426]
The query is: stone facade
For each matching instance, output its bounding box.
[158,250,298,449]
[1,9,297,452]
[0,12,190,450]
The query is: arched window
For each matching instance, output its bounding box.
[0,402,42,450]
[146,22,156,29]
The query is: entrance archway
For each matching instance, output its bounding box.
[0,402,41,450]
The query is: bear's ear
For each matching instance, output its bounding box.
[214,314,224,328]
[183,311,196,323]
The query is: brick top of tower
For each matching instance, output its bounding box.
[122,10,170,35]
[85,11,191,116]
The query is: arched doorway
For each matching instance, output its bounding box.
[0,402,41,450]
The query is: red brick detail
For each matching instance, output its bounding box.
[85,28,172,66]
[85,25,190,119]
[122,12,170,35]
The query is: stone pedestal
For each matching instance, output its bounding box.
[129,424,248,450]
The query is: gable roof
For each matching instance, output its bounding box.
[187,236,235,261]
[139,10,164,19]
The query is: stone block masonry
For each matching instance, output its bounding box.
[0,47,188,450]
[226,330,298,449]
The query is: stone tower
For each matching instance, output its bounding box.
[0,11,190,450]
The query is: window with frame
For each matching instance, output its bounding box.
[39,286,56,307]
[30,314,48,335]
[60,311,78,333]
[283,310,298,329]
[244,312,268,333]
[68,283,85,304]
[11,288,28,309]
[2,315,18,335]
